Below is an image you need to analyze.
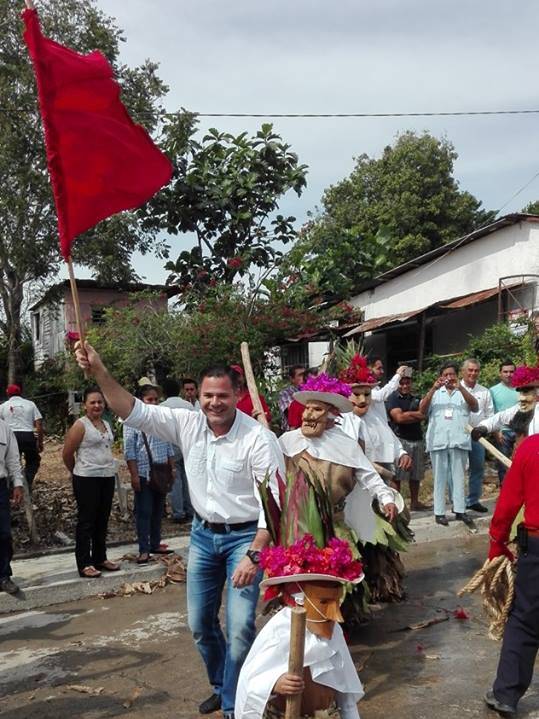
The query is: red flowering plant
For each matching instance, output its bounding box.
[511,365,539,389]
[338,354,377,386]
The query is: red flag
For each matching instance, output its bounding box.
[22,8,173,260]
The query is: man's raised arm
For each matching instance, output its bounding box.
[75,342,135,419]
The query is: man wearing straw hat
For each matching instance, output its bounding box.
[484,427,539,716]
[74,343,284,719]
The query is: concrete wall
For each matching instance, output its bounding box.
[351,222,539,319]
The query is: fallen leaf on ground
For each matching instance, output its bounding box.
[396,615,450,632]
[453,607,470,620]
[425,654,441,660]
[356,653,372,672]
[123,687,142,708]
[65,684,105,696]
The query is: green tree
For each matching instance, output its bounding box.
[282,131,494,300]
[521,200,539,215]
[0,0,169,382]
[144,115,308,297]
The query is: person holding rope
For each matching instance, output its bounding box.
[74,342,284,719]
[484,431,539,716]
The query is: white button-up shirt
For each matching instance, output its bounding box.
[370,373,400,424]
[461,381,494,427]
[0,420,23,487]
[125,399,284,527]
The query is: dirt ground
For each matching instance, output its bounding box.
[11,441,190,554]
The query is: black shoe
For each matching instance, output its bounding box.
[0,577,19,595]
[435,515,449,526]
[484,690,516,715]
[467,502,489,513]
[223,714,235,719]
[199,693,221,714]
[455,512,475,528]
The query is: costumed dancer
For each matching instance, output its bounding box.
[236,469,365,719]
[473,365,539,444]
[278,372,407,614]
[484,433,539,716]
[338,356,415,602]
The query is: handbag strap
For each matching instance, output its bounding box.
[141,432,155,469]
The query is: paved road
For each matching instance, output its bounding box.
[1,533,539,719]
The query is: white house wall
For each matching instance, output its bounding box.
[351,223,539,319]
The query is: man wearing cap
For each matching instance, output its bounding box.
[74,342,284,719]
[0,417,24,594]
[0,384,43,492]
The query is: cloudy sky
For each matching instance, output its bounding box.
[90,0,539,283]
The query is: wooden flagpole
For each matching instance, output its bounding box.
[285,606,307,719]
[240,341,269,428]
[66,256,86,348]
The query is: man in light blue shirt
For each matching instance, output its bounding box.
[490,361,519,483]
[419,361,478,527]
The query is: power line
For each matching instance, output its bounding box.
[193,109,539,119]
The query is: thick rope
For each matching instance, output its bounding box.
[457,554,516,641]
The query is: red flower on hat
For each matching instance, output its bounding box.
[511,365,539,389]
[339,354,377,385]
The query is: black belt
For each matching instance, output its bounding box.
[194,511,257,534]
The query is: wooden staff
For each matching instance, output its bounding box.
[66,256,86,348]
[240,341,269,428]
[285,606,307,719]
[466,424,512,469]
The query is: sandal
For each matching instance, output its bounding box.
[95,560,120,572]
[151,548,173,555]
[79,565,102,578]
[137,553,150,564]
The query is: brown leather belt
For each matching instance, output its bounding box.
[194,511,257,534]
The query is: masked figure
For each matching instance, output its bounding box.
[473,366,539,442]
[236,471,364,719]
[278,373,409,611]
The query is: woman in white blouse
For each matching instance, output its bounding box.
[63,387,120,578]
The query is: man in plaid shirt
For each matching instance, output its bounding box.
[278,365,305,431]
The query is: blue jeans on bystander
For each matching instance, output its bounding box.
[134,476,165,554]
[187,515,260,715]
[0,479,13,579]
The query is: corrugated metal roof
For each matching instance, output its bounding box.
[343,309,425,337]
[440,281,524,309]
[344,281,526,336]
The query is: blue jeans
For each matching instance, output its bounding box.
[431,448,467,516]
[169,449,193,519]
[0,480,13,579]
[466,439,485,507]
[134,477,164,553]
[496,430,515,484]
[187,516,260,714]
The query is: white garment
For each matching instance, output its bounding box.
[479,403,539,436]
[370,373,400,424]
[0,396,42,432]
[125,400,284,527]
[461,381,494,427]
[160,396,195,411]
[279,426,402,543]
[235,607,363,719]
[73,416,115,477]
[340,412,405,465]
[0,419,23,487]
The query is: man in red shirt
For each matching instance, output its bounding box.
[230,365,272,426]
[485,433,539,716]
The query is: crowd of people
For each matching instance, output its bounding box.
[0,348,538,718]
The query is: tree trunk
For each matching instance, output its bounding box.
[0,270,24,385]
